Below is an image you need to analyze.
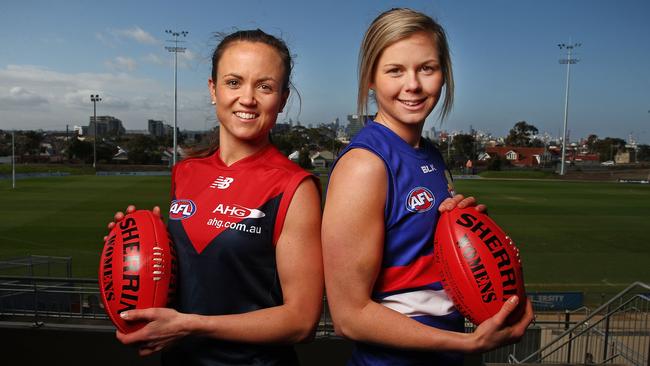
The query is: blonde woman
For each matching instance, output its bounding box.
[322,9,533,365]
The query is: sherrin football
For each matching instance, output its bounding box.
[98,210,177,333]
[433,207,526,326]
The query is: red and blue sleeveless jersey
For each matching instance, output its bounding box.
[332,120,464,366]
[162,145,311,366]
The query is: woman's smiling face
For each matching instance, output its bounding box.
[210,41,289,146]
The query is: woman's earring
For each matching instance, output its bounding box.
[211,100,216,105]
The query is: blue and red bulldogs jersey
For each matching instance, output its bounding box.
[163,145,311,366]
[333,120,464,366]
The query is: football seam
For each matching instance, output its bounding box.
[147,210,161,307]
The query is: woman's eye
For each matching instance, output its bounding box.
[259,84,273,92]
[386,68,402,76]
[421,65,439,73]
[225,79,240,87]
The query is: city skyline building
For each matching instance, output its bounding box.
[88,116,125,137]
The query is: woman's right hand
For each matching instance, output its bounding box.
[469,295,534,353]
[103,205,161,242]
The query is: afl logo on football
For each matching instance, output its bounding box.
[169,199,197,220]
[405,187,435,213]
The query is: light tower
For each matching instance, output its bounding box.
[90,94,102,168]
[558,41,581,175]
[165,29,188,166]
[11,130,15,189]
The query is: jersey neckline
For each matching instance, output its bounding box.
[366,119,432,159]
[212,144,275,170]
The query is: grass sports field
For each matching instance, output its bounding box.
[0,174,648,302]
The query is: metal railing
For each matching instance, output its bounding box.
[0,256,72,278]
[1,274,648,365]
[0,275,107,324]
[510,282,650,366]
[0,275,339,337]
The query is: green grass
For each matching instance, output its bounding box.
[0,163,96,175]
[0,176,170,277]
[454,179,650,297]
[478,170,555,179]
[1,175,649,302]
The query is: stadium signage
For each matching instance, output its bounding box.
[456,212,519,302]
[528,292,584,310]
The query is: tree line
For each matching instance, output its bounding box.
[0,125,344,167]
[431,121,650,169]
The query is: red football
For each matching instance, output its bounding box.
[433,207,526,325]
[98,210,177,333]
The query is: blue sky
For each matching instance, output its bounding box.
[1,0,649,143]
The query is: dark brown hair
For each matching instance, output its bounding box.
[187,29,294,159]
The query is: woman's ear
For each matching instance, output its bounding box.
[208,79,217,105]
[279,89,290,113]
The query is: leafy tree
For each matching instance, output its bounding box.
[297,147,313,169]
[97,142,117,163]
[125,135,162,164]
[270,133,296,156]
[487,155,510,171]
[15,130,45,156]
[451,134,476,161]
[505,121,539,147]
[0,131,11,156]
[585,134,599,153]
[271,125,342,156]
[434,136,457,168]
[68,138,93,163]
[637,145,650,162]
[593,137,626,161]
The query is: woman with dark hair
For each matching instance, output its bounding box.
[322,9,533,365]
[109,29,323,365]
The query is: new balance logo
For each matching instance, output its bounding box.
[210,176,234,189]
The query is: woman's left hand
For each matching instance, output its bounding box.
[116,308,192,356]
[438,194,487,213]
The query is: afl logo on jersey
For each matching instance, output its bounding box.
[169,199,197,220]
[405,187,435,213]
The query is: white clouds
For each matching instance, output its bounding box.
[182,49,196,61]
[95,26,160,48]
[142,53,164,65]
[0,64,211,130]
[144,49,199,70]
[115,27,159,45]
[105,56,137,72]
[0,86,49,108]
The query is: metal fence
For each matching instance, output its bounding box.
[0,255,72,278]
[510,282,650,366]
[0,275,106,324]
[1,274,648,366]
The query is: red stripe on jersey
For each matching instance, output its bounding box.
[375,254,442,293]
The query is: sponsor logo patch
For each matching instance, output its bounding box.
[405,187,435,213]
[212,204,266,219]
[169,199,197,220]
